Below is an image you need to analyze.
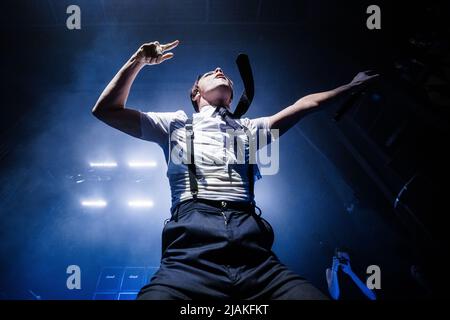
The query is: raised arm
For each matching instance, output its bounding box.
[92,40,179,138]
[268,71,379,136]
[326,256,341,300]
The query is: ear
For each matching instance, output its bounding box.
[192,86,201,102]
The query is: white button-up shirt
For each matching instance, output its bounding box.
[140,105,271,206]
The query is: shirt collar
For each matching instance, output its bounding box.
[197,104,228,118]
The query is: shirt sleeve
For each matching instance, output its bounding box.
[139,110,186,145]
[243,116,273,150]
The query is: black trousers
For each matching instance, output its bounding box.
[137,199,327,300]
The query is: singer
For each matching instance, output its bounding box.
[91,39,378,299]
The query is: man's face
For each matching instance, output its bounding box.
[197,67,233,107]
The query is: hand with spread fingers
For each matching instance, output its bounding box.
[349,70,379,87]
[134,40,179,65]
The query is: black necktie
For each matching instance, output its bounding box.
[214,106,243,130]
[214,106,261,193]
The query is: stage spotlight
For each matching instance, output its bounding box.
[127,161,157,168]
[127,200,154,208]
[81,200,107,207]
[89,162,118,168]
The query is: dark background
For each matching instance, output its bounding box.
[0,0,449,299]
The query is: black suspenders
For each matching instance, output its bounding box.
[245,128,256,204]
[184,117,256,204]
[185,118,198,200]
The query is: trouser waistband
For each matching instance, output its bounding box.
[170,198,261,222]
